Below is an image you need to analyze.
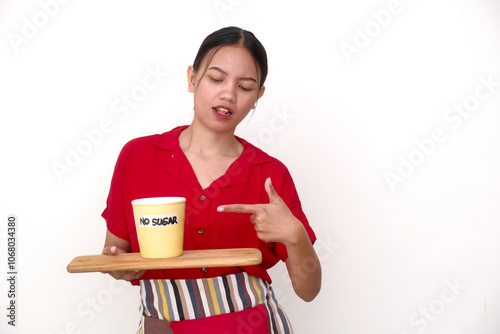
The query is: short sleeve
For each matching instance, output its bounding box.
[101,145,130,240]
[273,168,316,262]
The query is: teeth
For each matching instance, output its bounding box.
[215,107,231,115]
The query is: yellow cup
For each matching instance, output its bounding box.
[131,197,185,259]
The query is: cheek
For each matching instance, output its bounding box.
[193,85,212,103]
[239,94,258,107]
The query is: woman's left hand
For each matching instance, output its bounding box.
[219,177,321,302]
[217,177,304,245]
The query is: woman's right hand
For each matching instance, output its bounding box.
[101,245,146,281]
[101,229,145,281]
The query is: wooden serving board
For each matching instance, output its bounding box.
[67,248,262,273]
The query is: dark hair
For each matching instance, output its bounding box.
[192,26,268,88]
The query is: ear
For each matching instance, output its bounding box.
[187,65,196,92]
[257,85,265,100]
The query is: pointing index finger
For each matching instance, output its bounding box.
[217,204,260,214]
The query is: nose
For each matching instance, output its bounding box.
[219,82,237,103]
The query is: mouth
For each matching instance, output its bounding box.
[213,106,233,116]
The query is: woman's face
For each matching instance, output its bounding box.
[188,45,265,134]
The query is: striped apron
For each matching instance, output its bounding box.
[137,272,292,333]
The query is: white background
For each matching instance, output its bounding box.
[1,0,500,333]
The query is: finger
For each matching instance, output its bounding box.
[115,272,131,281]
[133,270,146,280]
[217,204,261,214]
[265,177,283,204]
[102,246,118,255]
[121,270,145,281]
[107,270,145,281]
[102,246,127,255]
[113,247,128,254]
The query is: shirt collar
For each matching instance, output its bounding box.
[153,125,273,165]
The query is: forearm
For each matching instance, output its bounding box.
[284,224,322,302]
[218,177,322,300]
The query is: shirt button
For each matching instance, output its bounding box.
[202,267,209,273]
[198,228,205,234]
[200,195,206,201]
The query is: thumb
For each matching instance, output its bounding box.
[265,177,281,204]
[102,246,126,255]
[102,246,117,255]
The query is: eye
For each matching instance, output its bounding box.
[209,76,222,83]
[239,85,251,92]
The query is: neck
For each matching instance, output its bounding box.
[179,122,243,158]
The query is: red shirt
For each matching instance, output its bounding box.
[102,125,316,285]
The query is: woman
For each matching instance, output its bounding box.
[102,26,321,333]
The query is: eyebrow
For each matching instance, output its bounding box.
[207,66,257,83]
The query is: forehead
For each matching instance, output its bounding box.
[202,45,260,77]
